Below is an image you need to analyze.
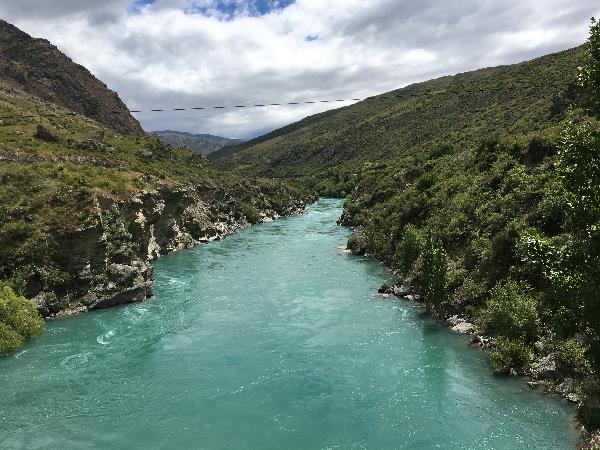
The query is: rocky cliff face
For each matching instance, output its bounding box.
[0,20,143,135]
[35,182,311,317]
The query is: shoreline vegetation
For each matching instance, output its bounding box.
[1,13,599,449]
[339,20,600,446]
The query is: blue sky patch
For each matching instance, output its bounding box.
[131,0,295,17]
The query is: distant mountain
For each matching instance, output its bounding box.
[0,20,142,134]
[151,130,243,155]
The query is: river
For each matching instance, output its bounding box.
[0,199,577,449]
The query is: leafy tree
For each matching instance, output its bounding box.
[478,280,540,343]
[420,233,449,317]
[554,18,600,431]
[490,337,533,375]
[578,18,600,117]
[0,284,44,355]
[394,225,422,275]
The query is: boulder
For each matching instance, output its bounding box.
[393,285,411,297]
[378,284,393,295]
[536,354,559,380]
[452,321,476,334]
[34,291,61,317]
[447,315,463,326]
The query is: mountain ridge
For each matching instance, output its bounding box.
[152,130,243,155]
[0,19,143,135]
[210,44,584,186]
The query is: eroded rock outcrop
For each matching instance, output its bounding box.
[35,182,311,317]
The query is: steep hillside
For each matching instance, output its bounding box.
[215,31,600,438]
[211,45,584,192]
[0,79,310,324]
[0,20,142,135]
[152,130,243,155]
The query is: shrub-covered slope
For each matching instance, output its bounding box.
[215,26,600,437]
[211,45,584,194]
[0,80,309,320]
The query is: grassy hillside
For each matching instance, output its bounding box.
[0,78,310,354]
[211,45,584,194]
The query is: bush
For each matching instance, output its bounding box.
[556,339,590,371]
[578,400,600,432]
[479,280,540,342]
[420,233,449,317]
[393,225,422,275]
[490,337,533,375]
[0,284,44,355]
[241,203,261,225]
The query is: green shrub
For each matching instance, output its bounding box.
[0,285,44,355]
[490,337,533,374]
[556,339,590,371]
[240,203,261,225]
[578,400,600,432]
[394,225,422,275]
[479,280,540,342]
[420,233,449,317]
[347,234,358,247]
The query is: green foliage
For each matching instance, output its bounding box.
[478,280,540,343]
[579,18,600,117]
[556,339,590,371]
[347,234,358,248]
[0,284,44,354]
[394,225,422,275]
[558,114,600,228]
[241,203,261,225]
[420,234,449,317]
[212,46,584,179]
[578,394,600,432]
[490,337,533,375]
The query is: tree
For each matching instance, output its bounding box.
[578,18,600,117]
[0,284,44,355]
[420,233,449,317]
[554,18,600,431]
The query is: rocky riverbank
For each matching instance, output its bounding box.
[34,182,313,318]
[377,281,581,403]
[342,222,583,410]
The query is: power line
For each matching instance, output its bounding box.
[125,84,567,113]
[0,83,569,119]
[128,97,365,113]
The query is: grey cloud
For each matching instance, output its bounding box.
[0,0,598,138]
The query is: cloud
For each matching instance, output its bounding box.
[0,0,598,138]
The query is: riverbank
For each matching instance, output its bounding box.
[0,199,578,449]
[36,183,314,318]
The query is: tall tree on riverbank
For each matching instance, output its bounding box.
[556,17,600,431]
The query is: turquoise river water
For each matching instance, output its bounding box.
[0,199,578,449]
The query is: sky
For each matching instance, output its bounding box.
[0,0,598,139]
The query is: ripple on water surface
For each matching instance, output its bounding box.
[0,199,578,449]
